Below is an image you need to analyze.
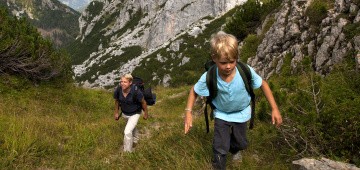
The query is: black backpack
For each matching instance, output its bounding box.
[116,76,156,106]
[204,60,255,133]
[132,76,156,105]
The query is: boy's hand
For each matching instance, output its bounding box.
[184,112,193,134]
[271,109,282,127]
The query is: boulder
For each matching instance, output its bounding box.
[292,157,360,170]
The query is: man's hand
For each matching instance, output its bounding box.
[114,113,120,121]
[143,113,148,120]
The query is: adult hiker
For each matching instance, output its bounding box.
[184,31,282,169]
[114,73,148,152]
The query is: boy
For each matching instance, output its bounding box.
[114,74,148,152]
[184,31,282,169]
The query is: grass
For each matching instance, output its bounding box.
[0,77,291,169]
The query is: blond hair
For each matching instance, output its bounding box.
[210,31,239,60]
[121,73,133,82]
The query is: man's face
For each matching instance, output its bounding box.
[120,77,132,90]
[214,56,236,77]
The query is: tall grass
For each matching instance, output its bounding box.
[0,78,290,169]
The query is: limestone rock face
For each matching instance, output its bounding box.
[74,0,359,88]
[74,0,247,88]
[248,0,360,79]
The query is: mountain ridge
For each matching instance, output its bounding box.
[70,0,248,88]
[70,0,360,89]
[0,0,80,48]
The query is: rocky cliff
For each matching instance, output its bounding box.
[72,0,360,88]
[249,0,360,79]
[72,0,247,88]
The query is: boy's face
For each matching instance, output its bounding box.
[213,56,237,77]
[120,77,132,90]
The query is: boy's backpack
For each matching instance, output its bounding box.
[132,76,156,105]
[204,60,255,133]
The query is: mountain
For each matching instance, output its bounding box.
[0,0,81,48]
[69,0,360,89]
[58,0,92,11]
[69,0,248,88]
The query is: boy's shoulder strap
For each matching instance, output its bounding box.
[236,62,256,129]
[236,62,254,98]
[205,64,217,133]
[206,64,218,101]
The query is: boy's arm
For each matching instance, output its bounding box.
[141,98,148,120]
[184,86,198,134]
[260,80,283,127]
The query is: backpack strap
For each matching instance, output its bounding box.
[236,62,256,129]
[132,85,140,103]
[205,64,217,133]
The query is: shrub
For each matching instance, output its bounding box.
[270,57,360,166]
[320,70,360,165]
[224,0,282,41]
[0,7,72,83]
[240,34,260,62]
[305,0,329,26]
[343,22,360,40]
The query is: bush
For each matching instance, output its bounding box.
[343,22,360,40]
[305,0,329,26]
[320,70,360,165]
[240,34,260,62]
[224,0,282,41]
[0,7,73,83]
[270,58,360,165]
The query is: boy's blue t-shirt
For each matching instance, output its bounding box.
[194,66,263,123]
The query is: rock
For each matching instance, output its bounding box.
[250,0,359,78]
[292,157,360,170]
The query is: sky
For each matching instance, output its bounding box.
[58,0,92,11]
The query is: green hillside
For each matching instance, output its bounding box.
[0,76,290,169]
[2,59,359,169]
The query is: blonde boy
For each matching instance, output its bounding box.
[184,31,282,169]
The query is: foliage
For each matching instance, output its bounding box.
[320,65,360,165]
[224,0,282,41]
[1,0,80,48]
[0,7,73,83]
[240,34,260,62]
[305,0,330,26]
[265,52,360,166]
[343,22,360,40]
[85,1,104,22]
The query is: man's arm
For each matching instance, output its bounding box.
[260,80,282,127]
[114,100,120,120]
[141,98,148,120]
